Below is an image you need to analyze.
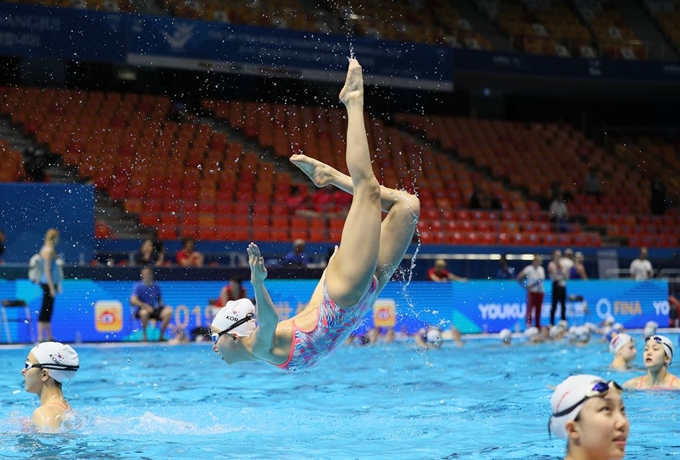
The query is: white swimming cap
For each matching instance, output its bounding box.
[550,374,611,439]
[499,328,512,342]
[524,327,539,339]
[426,327,442,344]
[604,315,615,325]
[583,322,598,333]
[29,342,79,383]
[643,326,656,340]
[609,333,633,354]
[549,326,562,339]
[575,326,590,343]
[612,323,624,332]
[211,298,257,337]
[647,335,674,366]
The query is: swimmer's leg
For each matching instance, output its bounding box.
[292,153,419,292]
[306,58,381,307]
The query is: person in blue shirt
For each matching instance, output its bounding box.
[282,238,309,267]
[496,254,515,279]
[130,267,173,341]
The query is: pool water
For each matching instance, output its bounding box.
[1,334,679,459]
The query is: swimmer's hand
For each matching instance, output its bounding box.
[247,242,268,283]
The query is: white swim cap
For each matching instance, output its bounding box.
[29,342,79,384]
[211,298,257,337]
[604,315,615,325]
[643,322,658,340]
[612,323,624,332]
[499,328,512,342]
[609,333,633,354]
[524,327,539,339]
[426,327,442,344]
[646,335,674,366]
[575,326,590,343]
[549,326,562,339]
[583,322,598,333]
[549,374,621,439]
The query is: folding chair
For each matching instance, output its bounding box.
[1,299,35,344]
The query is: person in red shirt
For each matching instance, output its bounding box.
[427,259,467,282]
[219,278,248,307]
[287,185,313,215]
[176,237,204,267]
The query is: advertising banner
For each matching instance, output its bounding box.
[126,15,453,90]
[454,48,680,82]
[0,3,126,62]
[0,279,669,343]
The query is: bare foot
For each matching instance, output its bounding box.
[290,154,336,188]
[339,58,363,106]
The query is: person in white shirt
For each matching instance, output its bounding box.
[630,247,653,281]
[517,255,546,329]
[560,248,574,273]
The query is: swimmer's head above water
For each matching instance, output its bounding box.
[24,341,79,388]
[549,374,628,459]
[644,334,674,367]
[210,298,257,364]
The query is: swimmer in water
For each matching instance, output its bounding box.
[549,374,628,460]
[499,328,512,346]
[608,333,636,371]
[21,341,79,430]
[211,58,420,373]
[623,335,680,390]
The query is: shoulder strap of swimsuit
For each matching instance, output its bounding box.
[47,401,68,410]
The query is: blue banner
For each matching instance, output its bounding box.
[0,184,94,265]
[126,15,453,90]
[1,3,677,86]
[454,48,680,82]
[0,279,669,343]
[0,3,126,62]
[456,279,670,333]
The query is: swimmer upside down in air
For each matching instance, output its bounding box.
[211,58,420,373]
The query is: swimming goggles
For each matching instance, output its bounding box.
[24,361,80,371]
[211,313,254,344]
[548,380,622,437]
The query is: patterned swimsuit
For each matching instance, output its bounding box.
[274,276,379,374]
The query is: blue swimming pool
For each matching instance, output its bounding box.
[1,334,679,459]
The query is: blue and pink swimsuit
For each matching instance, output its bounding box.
[274,276,379,374]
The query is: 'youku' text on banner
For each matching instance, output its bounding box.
[456,280,669,332]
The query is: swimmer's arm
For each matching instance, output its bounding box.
[622,377,639,389]
[247,243,279,352]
